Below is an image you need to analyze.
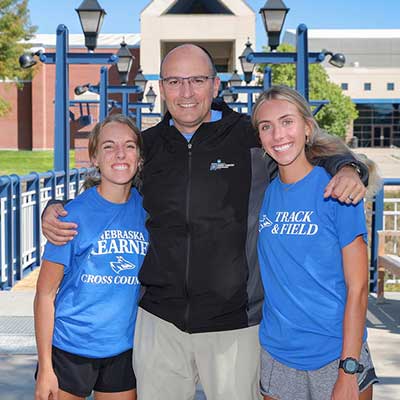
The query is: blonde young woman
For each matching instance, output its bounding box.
[34,114,148,400]
[252,86,379,400]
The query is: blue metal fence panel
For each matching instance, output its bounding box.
[0,170,398,290]
[0,168,93,289]
[370,178,400,292]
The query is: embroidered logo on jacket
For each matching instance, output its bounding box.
[110,256,136,274]
[209,159,235,171]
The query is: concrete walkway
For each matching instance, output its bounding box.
[354,147,400,180]
[0,284,399,399]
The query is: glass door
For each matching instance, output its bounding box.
[373,126,393,147]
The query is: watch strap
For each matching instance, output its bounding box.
[339,357,365,374]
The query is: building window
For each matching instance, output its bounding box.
[364,83,371,91]
[341,83,348,90]
[387,82,395,91]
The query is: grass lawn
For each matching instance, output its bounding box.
[0,150,75,176]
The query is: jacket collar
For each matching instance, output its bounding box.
[160,99,242,131]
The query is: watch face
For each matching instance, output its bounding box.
[344,359,358,373]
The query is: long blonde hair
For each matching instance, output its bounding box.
[83,114,143,190]
[251,85,380,197]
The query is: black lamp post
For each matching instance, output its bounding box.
[228,69,242,87]
[75,0,106,52]
[239,39,255,85]
[260,0,289,50]
[116,40,134,85]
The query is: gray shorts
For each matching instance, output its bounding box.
[260,342,378,400]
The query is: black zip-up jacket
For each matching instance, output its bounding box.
[139,101,368,334]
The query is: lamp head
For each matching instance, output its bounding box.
[19,50,43,69]
[221,88,237,104]
[74,84,90,96]
[260,0,289,50]
[145,85,157,111]
[329,52,346,68]
[135,66,147,101]
[19,53,36,69]
[116,39,134,85]
[239,39,255,84]
[228,69,242,87]
[76,0,106,52]
[322,50,346,68]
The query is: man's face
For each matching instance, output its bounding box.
[159,46,220,134]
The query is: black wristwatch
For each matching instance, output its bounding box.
[339,357,364,374]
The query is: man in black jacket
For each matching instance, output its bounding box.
[43,44,368,400]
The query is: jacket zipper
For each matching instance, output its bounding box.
[184,142,192,332]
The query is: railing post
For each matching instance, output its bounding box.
[296,24,309,101]
[371,187,384,293]
[263,66,272,91]
[54,25,70,200]
[10,175,22,281]
[27,172,42,268]
[99,66,109,121]
[135,107,142,130]
[247,93,253,115]
[70,168,79,197]
[0,183,5,287]
[122,92,129,116]
[4,177,14,287]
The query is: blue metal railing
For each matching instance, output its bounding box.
[370,178,400,292]
[0,168,92,289]
[0,171,399,290]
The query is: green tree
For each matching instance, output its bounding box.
[0,0,36,116]
[257,44,358,138]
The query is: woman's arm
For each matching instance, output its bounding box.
[317,154,369,186]
[34,260,64,400]
[42,202,77,246]
[331,235,369,400]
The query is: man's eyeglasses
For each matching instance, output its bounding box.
[161,75,215,89]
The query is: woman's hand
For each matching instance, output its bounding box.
[35,368,59,400]
[42,203,77,245]
[324,166,366,204]
[331,371,359,400]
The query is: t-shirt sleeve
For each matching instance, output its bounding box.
[41,213,78,274]
[334,200,368,249]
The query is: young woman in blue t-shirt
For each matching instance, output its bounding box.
[34,114,148,400]
[252,86,378,400]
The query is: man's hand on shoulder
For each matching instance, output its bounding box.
[42,203,77,245]
[324,166,366,204]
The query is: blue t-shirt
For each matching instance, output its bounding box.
[43,186,148,358]
[257,166,367,370]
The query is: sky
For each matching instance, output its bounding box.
[28,0,400,50]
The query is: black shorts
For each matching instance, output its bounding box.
[35,346,136,397]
